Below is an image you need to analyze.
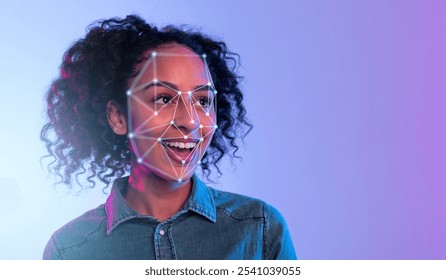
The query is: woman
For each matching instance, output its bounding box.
[42,15,296,260]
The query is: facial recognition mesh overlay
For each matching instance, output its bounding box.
[126,51,218,182]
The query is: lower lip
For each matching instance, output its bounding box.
[162,144,196,164]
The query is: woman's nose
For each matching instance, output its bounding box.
[173,93,199,132]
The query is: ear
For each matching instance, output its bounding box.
[106,101,128,135]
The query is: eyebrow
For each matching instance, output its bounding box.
[144,81,212,92]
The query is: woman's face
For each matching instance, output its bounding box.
[127,44,217,182]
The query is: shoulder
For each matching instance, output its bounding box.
[208,187,297,259]
[43,205,107,259]
[208,187,266,220]
[208,187,286,225]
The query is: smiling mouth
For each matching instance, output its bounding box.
[161,140,200,163]
[163,141,198,149]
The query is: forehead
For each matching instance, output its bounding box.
[141,44,208,83]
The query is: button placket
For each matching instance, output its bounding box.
[154,223,174,259]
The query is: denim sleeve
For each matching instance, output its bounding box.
[264,203,297,260]
[42,235,63,260]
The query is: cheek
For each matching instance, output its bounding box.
[198,110,216,140]
[198,108,216,125]
[131,103,171,130]
[130,101,152,124]
[201,119,217,145]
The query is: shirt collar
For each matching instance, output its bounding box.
[104,174,216,235]
[183,174,216,223]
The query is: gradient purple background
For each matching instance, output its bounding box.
[1,0,445,259]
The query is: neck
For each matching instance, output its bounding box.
[125,161,192,222]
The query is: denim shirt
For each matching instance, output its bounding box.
[43,175,297,260]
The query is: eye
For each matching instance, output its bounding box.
[154,94,173,105]
[194,97,211,108]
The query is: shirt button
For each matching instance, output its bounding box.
[159,229,165,236]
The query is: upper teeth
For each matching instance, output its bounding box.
[164,141,197,149]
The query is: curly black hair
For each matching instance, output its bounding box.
[41,15,252,189]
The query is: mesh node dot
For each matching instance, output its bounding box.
[178,91,182,95]
[151,51,157,57]
[202,54,207,58]
[128,132,135,139]
[200,138,204,142]
[205,112,209,116]
[199,124,204,129]
[157,137,162,142]
[154,111,158,116]
[153,78,158,84]
[184,136,188,139]
[213,90,218,94]
[137,158,143,163]
[170,120,175,125]
[187,91,192,95]
[214,125,219,129]
[181,160,185,165]
[126,90,132,96]
[207,82,211,86]
[197,160,201,165]
[190,120,195,124]
[178,178,183,183]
